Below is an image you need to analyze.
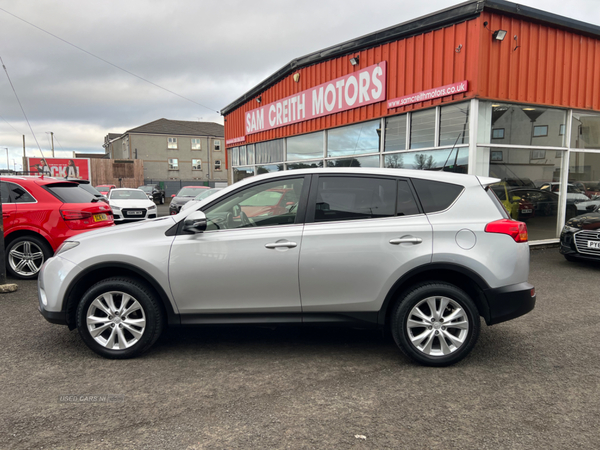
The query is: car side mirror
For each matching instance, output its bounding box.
[171,194,176,198]
[586,204,596,211]
[183,211,207,233]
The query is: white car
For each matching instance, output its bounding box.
[108,188,157,223]
[180,188,223,212]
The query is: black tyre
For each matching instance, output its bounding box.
[391,282,480,367]
[6,235,52,280]
[76,277,164,359]
[160,195,165,205]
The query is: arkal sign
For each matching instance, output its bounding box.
[245,62,387,135]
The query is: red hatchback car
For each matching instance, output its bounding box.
[1,176,114,279]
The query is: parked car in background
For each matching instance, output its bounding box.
[180,188,223,212]
[39,168,535,366]
[138,184,165,204]
[575,196,600,213]
[560,204,600,262]
[491,183,535,221]
[1,176,114,279]
[539,182,589,218]
[95,184,116,197]
[108,188,157,223]
[169,186,210,215]
[507,188,559,217]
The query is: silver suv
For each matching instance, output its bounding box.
[38,168,536,366]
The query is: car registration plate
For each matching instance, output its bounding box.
[128,211,143,215]
[587,241,600,249]
[521,209,532,214]
[93,213,107,222]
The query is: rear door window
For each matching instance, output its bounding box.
[45,183,97,203]
[5,182,36,203]
[313,176,402,222]
[412,179,464,213]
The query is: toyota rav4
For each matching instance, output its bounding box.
[38,168,535,366]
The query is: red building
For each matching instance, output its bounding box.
[221,0,600,243]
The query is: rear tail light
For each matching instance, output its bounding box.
[61,210,92,220]
[485,219,528,243]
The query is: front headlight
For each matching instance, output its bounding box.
[111,205,121,212]
[562,225,579,234]
[148,205,157,210]
[55,241,80,256]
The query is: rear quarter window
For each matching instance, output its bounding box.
[486,186,510,219]
[412,179,464,213]
[45,183,97,203]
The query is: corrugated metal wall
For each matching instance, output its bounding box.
[224,12,600,153]
[478,12,600,110]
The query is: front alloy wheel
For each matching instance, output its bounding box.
[77,277,164,358]
[86,291,147,350]
[392,282,480,366]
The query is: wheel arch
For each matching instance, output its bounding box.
[63,262,179,330]
[379,263,492,328]
[5,229,53,250]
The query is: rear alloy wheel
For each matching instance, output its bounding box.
[392,282,480,367]
[76,277,164,359]
[6,235,52,280]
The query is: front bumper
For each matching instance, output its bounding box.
[484,282,536,325]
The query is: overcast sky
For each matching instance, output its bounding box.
[0,0,599,169]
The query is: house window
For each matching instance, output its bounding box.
[192,159,202,170]
[191,138,201,150]
[533,125,548,137]
[214,140,221,151]
[491,150,503,161]
[530,150,546,160]
[559,124,565,136]
[168,158,179,170]
[168,137,178,149]
[492,128,505,139]
[214,160,222,171]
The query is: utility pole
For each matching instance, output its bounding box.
[4,148,8,171]
[50,132,54,157]
[22,135,26,175]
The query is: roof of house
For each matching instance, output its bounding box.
[126,118,224,137]
[221,0,600,115]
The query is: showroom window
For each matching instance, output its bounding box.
[168,137,178,149]
[192,159,202,170]
[439,103,470,146]
[410,109,436,149]
[233,167,254,183]
[247,145,255,165]
[326,156,379,168]
[488,103,566,147]
[327,121,380,157]
[287,131,324,161]
[384,114,407,152]
[571,112,600,149]
[232,147,240,166]
[487,147,562,241]
[384,148,468,173]
[256,139,284,164]
[239,146,247,166]
[168,158,179,170]
[191,138,201,150]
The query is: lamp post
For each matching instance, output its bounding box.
[4,148,8,171]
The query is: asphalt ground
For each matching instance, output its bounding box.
[1,246,599,449]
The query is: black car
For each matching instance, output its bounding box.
[138,184,165,204]
[66,179,109,203]
[559,204,600,262]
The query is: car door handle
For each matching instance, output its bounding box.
[389,237,422,245]
[265,242,298,249]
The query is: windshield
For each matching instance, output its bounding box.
[240,190,284,206]
[193,188,221,201]
[109,189,148,200]
[177,187,206,197]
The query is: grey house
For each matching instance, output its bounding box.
[103,119,228,186]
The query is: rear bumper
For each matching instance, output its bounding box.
[484,282,536,325]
